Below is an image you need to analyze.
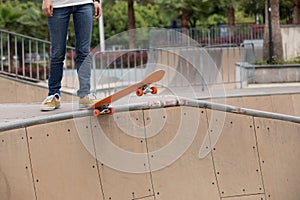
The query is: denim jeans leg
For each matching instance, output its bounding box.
[73,4,93,98]
[47,7,71,96]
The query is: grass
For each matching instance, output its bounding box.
[255,56,300,65]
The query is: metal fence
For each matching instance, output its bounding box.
[156,24,264,47]
[0,29,76,87]
[0,26,264,95]
[90,49,149,96]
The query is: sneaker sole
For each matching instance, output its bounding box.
[79,104,91,109]
[40,105,60,111]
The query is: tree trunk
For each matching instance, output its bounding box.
[181,8,189,34]
[292,0,300,23]
[181,7,189,44]
[227,2,235,42]
[227,4,235,26]
[263,0,283,62]
[128,0,135,49]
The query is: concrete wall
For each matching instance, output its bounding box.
[1,106,299,200]
[281,26,300,61]
[0,76,73,103]
[152,47,240,89]
[226,93,300,116]
[235,63,300,87]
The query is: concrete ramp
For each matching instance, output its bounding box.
[0,99,300,200]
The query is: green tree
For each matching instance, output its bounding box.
[0,1,24,30]
[188,1,218,27]
[153,0,214,41]
[102,1,171,37]
[17,2,48,39]
[135,4,169,28]
[102,1,128,39]
[240,0,264,23]
[0,1,48,39]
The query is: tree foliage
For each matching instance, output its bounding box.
[0,0,48,39]
[0,1,25,30]
[0,0,299,47]
[101,1,170,38]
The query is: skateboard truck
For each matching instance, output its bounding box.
[136,84,158,96]
[93,104,114,117]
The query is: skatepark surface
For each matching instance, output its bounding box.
[1,33,300,199]
[1,82,300,200]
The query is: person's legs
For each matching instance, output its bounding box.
[47,7,71,96]
[73,3,93,98]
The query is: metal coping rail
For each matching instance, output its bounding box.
[0,97,299,132]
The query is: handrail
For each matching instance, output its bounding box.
[0,96,299,132]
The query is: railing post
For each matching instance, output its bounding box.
[14,35,18,77]
[0,31,3,71]
[7,34,11,73]
[22,38,25,77]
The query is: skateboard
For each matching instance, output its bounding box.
[87,69,165,117]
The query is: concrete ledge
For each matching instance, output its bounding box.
[235,62,300,88]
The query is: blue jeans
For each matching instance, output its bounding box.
[47,3,93,98]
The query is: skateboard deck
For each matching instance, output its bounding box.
[88,69,165,116]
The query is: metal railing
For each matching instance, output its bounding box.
[91,49,148,95]
[0,29,76,87]
[89,44,260,96]
[1,96,299,132]
[0,26,264,95]
[155,24,264,47]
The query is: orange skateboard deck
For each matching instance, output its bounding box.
[88,69,165,116]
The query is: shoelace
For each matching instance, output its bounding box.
[44,95,55,103]
[87,93,97,100]
[42,94,60,104]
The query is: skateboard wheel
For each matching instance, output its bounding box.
[136,88,143,96]
[109,107,115,115]
[151,86,157,94]
[94,109,101,117]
